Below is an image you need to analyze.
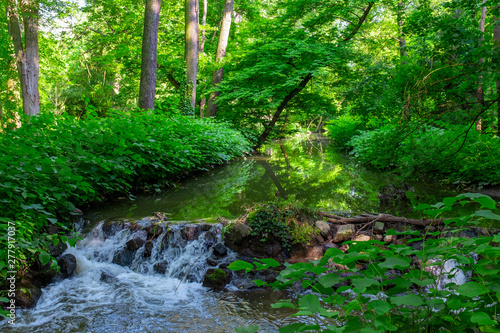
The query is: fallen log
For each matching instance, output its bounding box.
[321,212,445,227]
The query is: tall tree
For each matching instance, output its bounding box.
[199,0,208,117]
[7,0,40,116]
[206,0,234,117]
[185,0,198,112]
[494,14,500,135]
[138,0,162,111]
[475,0,487,131]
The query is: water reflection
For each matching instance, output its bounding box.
[86,136,461,222]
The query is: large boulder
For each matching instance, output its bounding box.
[332,224,356,243]
[58,254,77,278]
[202,268,231,290]
[224,222,251,251]
[112,249,135,267]
[315,221,331,238]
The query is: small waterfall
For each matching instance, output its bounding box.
[1,220,272,333]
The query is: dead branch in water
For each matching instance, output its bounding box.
[319,212,445,227]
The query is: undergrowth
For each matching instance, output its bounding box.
[0,111,250,280]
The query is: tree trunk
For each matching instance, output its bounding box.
[397,2,407,58]
[185,0,198,111]
[255,73,313,147]
[206,0,234,117]
[199,0,207,117]
[476,1,486,131]
[138,0,162,111]
[8,0,40,116]
[494,16,500,135]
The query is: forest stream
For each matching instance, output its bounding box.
[2,136,497,333]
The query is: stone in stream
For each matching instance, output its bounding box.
[373,222,385,234]
[145,224,163,240]
[143,240,154,257]
[153,261,169,274]
[57,254,77,278]
[102,220,124,239]
[181,225,199,241]
[202,268,231,290]
[315,220,331,238]
[332,224,356,243]
[204,231,217,247]
[126,238,146,251]
[15,278,42,308]
[213,243,228,257]
[112,249,135,267]
[352,234,371,242]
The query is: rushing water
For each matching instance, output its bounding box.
[4,136,498,332]
[2,221,298,332]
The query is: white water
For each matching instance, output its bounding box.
[1,221,290,333]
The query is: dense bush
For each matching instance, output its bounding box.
[325,115,367,148]
[0,112,250,277]
[231,194,500,332]
[332,120,500,184]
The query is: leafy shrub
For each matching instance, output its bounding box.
[231,194,500,332]
[0,112,250,279]
[246,199,319,249]
[325,115,366,148]
[348,122,500,183]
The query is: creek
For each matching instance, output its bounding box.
[2,136,495,333]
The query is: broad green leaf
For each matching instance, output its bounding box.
[318,273,344,288]
[228,260,254,272]
[257,258,281,268]
[379,257,410,269]
[457,282,488,298]
[271,301,296,309]
[235,325,259,333]
[39,252,51,266]
[298,294,321,313]
[390,294,424,307]
[351,277,380,290]
[367,300,391,315]
[470,312,496,325]
[279,323,307,333]
[474,210,500,221]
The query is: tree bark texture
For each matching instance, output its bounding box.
[185,0,198,110]
[138,0,161,111]
[7,0,40,116]
[397,2,407,58]
[206,0,234,117]
[494,16,500,135]
[199,0,208,117]
[255,73,313,147]
[476,1,487,121]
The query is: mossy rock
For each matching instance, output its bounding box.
[202,268,231,290]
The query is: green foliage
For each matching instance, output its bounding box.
[0,111,250,276]
[245,199,319,249]
[325,115,366,148]
[231,194,500,332]
[347,122,500,183]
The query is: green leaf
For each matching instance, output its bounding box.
[367,300,391,315]
[298,294,321,313]
[235,325,259,333]
[318,273,344,288]
[351,277,380,290]
[0,297,9,303]
[457,282,488,298]
[271,301,296,309]
[474,196,497,210]
[228,260,254,272]
[39,252,51,266]
[279,323,307,333]
[379,257,410,269]
[257,258,281,268]
[390,294,424,307]
[470,312,496,326]
[474,210,500,221]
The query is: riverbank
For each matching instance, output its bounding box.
[0,112,250,302]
